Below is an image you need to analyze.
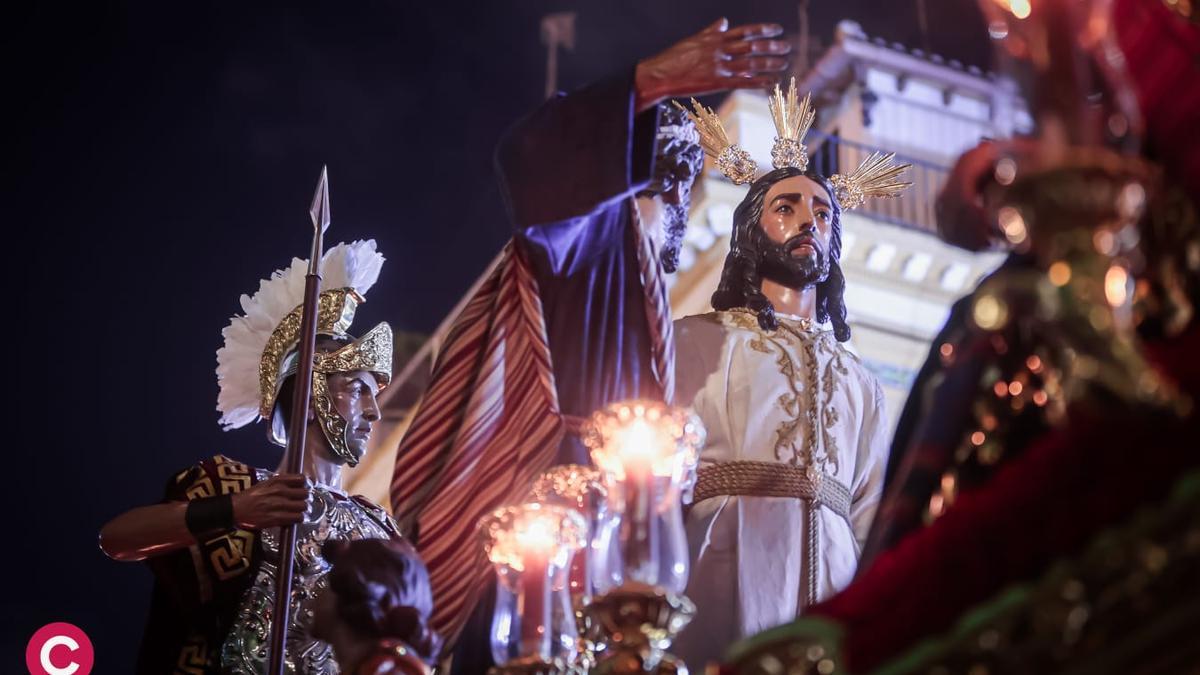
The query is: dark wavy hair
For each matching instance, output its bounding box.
[321,538,442,664]
[711,166,851,341]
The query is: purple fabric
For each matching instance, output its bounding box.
[494,69,664,465]
[449,71,669,675]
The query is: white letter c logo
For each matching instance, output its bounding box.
[39,635,80,675]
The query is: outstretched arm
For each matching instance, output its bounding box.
[99,473,311,561]
[100,501,191,562]
[495,18,789,232]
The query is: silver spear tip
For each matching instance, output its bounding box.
[309,165,330,234]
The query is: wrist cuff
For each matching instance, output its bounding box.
[185,494,235,539]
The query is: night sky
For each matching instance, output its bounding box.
[10,2,988,670]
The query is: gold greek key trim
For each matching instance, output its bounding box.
[208,530,255,581]
[693,460,851,520]
[175,633,209,674]
[214,455,253,494]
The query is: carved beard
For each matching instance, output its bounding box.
[658,201,690,273]
[756,229,830,290]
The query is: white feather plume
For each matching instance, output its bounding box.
[215,239,385,431]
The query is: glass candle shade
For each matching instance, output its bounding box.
[582,400,705,595]
[530,463,609,658]
[530,465,608,609]
[478,503,587,665]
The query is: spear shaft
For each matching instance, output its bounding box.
[268,166,330,675]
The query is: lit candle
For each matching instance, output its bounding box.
[582,401,705,596]
[618,419,661,584]
[479,503,587,665]
[516,515,555,659]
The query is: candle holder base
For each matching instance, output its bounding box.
[572,597,600,674]
[585,582,695,675]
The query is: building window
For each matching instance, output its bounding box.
[865,243,897,272]
[902,253,932,282]
[939,262,971,291]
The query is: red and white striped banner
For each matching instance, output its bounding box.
[389,241,563,647]
[390,201,676,649]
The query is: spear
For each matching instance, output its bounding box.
[268,166,330,675]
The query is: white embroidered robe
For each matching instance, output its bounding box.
[671,310,889,669]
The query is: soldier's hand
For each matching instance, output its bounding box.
[231,474,311,530]
[634,17,791,113]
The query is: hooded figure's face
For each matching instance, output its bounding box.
[754,174,836,290]
[636,151,696,270]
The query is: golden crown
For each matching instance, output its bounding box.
[828,151,913,210]
[671,99,758,185]
[767,78,817,172]
[673,77,912,209]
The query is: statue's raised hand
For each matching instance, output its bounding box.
[635,17,792,113]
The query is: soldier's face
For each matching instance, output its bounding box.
[325,369,382,463]
[756,175,835,289]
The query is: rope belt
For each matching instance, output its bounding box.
[693,460,851,520]
[692,460,853,607]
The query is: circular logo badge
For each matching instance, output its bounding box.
[26,622,94,675]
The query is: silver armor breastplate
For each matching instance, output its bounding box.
[221,474,399,674]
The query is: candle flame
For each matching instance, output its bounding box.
[479,503,587,573]
[516,515,555,551]
[617,419,657,462]
[583,400,706,486]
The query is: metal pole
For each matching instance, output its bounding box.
[267,166,330,675]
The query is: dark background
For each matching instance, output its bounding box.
[8,1,987,671]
